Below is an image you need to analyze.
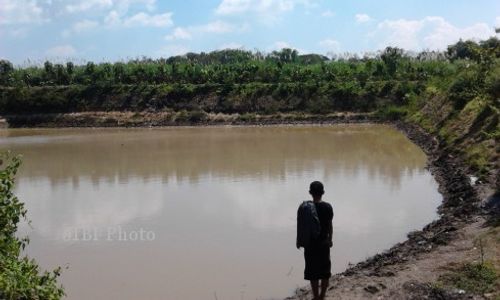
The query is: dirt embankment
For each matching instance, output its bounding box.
[0,111,373,128]
[287,122,499,300]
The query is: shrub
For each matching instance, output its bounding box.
[375,105,407,120]
[187,110,208,123]
[448,70,480,110]
[307,97,332,114]
[484,64,500,99]
[238,113,257,122]
[438,262,498,294]
[0,153,64,300]
[174,110,208,123]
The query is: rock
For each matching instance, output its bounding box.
[364,285,379,294]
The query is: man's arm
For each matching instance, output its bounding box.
[328,220,333,247]
[328,205,333,247]
[296,205,301,249]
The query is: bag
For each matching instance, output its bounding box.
[296,201,321,248]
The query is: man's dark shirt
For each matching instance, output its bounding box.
[312,201,333,245]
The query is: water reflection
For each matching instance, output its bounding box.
[0,125,441,300]
[1,125,426,189]
[16,177,164,241]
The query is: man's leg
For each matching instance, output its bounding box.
[319,278,329,299]
[310,280,319,300]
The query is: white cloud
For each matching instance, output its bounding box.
[215,0,246,15]
[495,16,500,28]
[163,20,247,42]
[165,27,192,41]
[423,17,492,49]
[199,20,237,33]
[45,45,77,57]
[65,0,155,14]
[319,38,341,52]
[218,42,244,49]
[157,44,190,57]
[215,0,314,24]
[114,0,156,13]
[0,0,47,24]
[215,0,292,15]
[375,19,423,49]
[105,10,173,27]
[268,41,307,54]
[104,10,121,26]
[321,10,335,18]
[65,0,112,13]
[123,11,173,27]
[62,19,99,37]
[271,41,291,50]
[374,16,495,50]
[355,13,372,23]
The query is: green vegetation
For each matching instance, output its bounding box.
[0,153,64,300]
[0,44,476,114]
[374,105,407,120]
[438,262,498,295]
[0,37,498,180]
[0,39,498,115]
[435,222,500,298]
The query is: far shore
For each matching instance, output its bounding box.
[0,111,378,129]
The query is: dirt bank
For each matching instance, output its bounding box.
[0,111,372,128]
[286,122,498,300]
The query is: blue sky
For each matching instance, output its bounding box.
[1,0,499,65]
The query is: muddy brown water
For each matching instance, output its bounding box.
[0,124,441,300]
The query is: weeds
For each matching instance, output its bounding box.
[438,262,498,294]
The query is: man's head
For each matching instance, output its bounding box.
[309,181,324,198]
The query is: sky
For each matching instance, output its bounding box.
[0,0,499,65]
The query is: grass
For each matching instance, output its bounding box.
[465,142,491,176]
[238,112,257,122]
[437,228,500,298]
[173,110,208,123]
[438,262,498,295]
[375,105,407,120]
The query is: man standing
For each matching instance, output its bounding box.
[297,181,334,300]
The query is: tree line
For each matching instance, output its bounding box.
[0,37,498,116]
[0,38,498,87]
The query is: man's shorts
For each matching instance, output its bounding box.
[304,244,331,280]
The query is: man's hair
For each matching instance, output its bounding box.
[309,181,324,197]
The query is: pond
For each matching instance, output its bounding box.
[0,124,441,300]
